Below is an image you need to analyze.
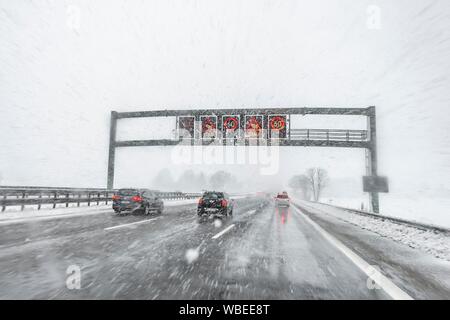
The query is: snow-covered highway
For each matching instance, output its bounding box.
[0,195,449,299]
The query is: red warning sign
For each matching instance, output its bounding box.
[201,116,217,139]
[223,116,239,131]
[268,115,287,138]
[245,115,263,138]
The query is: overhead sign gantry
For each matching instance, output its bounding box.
[107,106,388,213]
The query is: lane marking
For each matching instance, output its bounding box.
[212,224,235,239]
[104,217,159,231]
[292,205,413,300]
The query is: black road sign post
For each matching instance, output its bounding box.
[107,106,386,213]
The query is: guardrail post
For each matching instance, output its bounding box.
[21,192,25,211]
[105,191,108,205]
[38,193,42,210]
[53,192,57,209]
[2,194,6,212]
[88,193,91,206]
[65,193,69,207]
[97,193,100,205]
[77,194,81,207]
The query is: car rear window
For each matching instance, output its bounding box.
[118,189,139,196]
[203,192,224,199]
[277,194,289,199]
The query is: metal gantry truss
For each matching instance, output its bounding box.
[107,106,383,212]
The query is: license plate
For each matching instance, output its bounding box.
[121,201,130,204]
[205,208,217,212]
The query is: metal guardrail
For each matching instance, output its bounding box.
[290,129,368,142]
[0,186,201,212]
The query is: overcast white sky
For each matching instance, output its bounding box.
[1,1,449,205]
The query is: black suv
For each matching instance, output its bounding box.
[197,191,233,221]
[112,188,164,215]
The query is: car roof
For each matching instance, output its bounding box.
[118,188,157,193]
[203,191,225,195]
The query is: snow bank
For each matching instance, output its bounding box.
[294,199,450,262]
[321,197,450,229]
[0,205,111,225]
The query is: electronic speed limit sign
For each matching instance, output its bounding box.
[223,116,239,130]
[222,115,240,138]
[268,115,287,138]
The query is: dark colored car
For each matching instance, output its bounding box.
[197,191,234,221]
[112,188,164,215]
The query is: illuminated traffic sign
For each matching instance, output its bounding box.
[223,116,239,131]
[268,115,287,138]
[245,115,263,139]
[200,115,218,139]
[222,115,240,139]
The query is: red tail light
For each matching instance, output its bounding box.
[132,195,143,202]
[112,195,120,201]
[198,198,204,205]
[221,199,227,207]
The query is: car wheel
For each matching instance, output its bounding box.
[144,205,150,215]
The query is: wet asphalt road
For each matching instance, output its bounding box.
[0,196,391,299]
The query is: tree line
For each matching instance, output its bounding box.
[153,168,238,192]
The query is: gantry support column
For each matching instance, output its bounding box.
[107,111,118,189]
[367,106,380,213]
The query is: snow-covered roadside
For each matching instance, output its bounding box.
[0,205,111,225]
[293,199,450,262]
[320,196,450,229]
[0,198,198,224]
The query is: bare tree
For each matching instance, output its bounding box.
[305,168,329,201]
[288,174,310,200]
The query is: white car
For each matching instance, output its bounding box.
[275,192,290,207]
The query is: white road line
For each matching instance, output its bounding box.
[104,218,159,231]
[292,205,413,300]
[212,224,235,239]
